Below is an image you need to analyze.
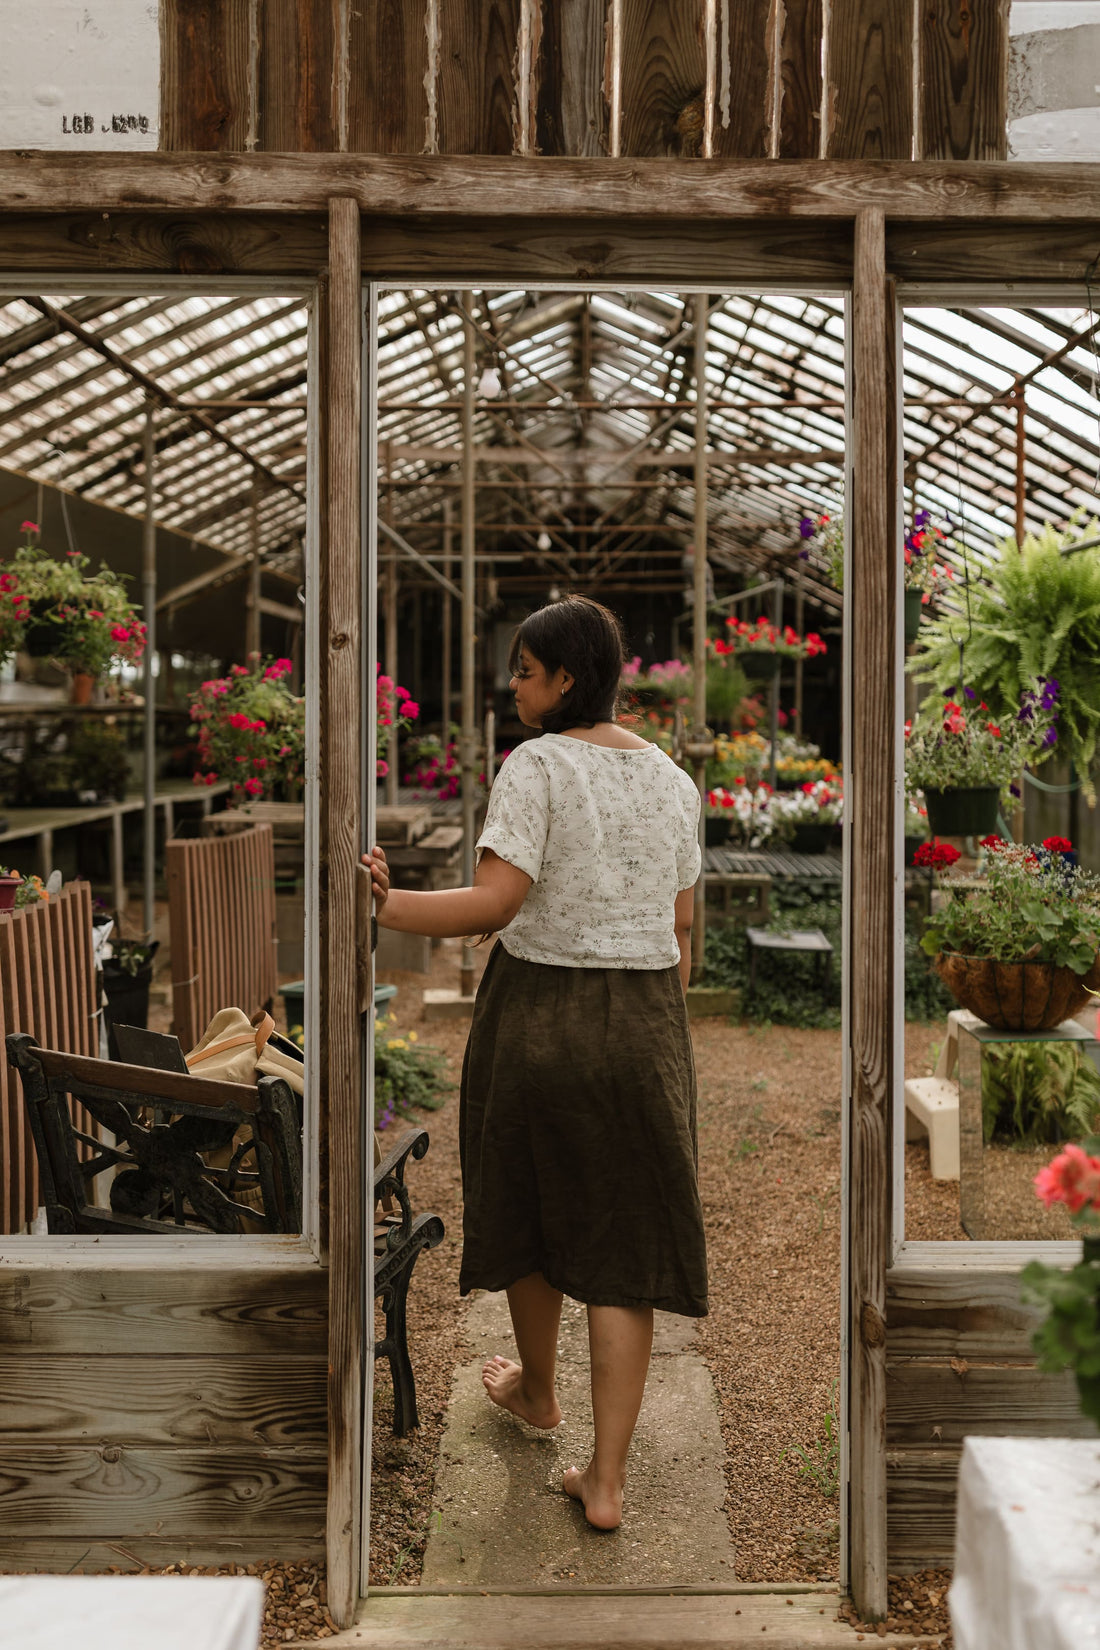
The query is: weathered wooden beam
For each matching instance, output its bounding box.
[4,154,1100,220]
[776,0,824,159]
[437,2,522,156]
[536,0,608,158]
[159,0,252,151]
[348,0,429,154]
[321,195,363,1631]
[918,0,1010,162]
[382,443,844,466]
[847,206,894,1623]
[824,0,913,160]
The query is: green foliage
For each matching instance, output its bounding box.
[909,517,1100,801]
[704,882,842,1028]
[904,683,1056,796]
[981,1041,1100,1146]
[904,918,956,1022]
[67,721,129,800]
[705,885,949,1025]
[781,1382,840,1497]
[374,1020,451,1129]
[1021,1257,1100,1427]
[920,844,1100,973]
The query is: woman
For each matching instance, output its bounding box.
[365,595,707,1531]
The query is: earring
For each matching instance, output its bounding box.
[561,687,566,696]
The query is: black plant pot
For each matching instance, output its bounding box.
[102,948,158,1060]
[904,588,924,646]
[791,822,833,854]
[705,816,730,846]
[740,652,782,682]
[924,786,1000,838]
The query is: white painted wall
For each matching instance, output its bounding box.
[0,1,159,151]
[1009,1,1100,160]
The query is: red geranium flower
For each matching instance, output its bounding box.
[1043,836,1073,853]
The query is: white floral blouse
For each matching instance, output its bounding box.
[475,733,701,969]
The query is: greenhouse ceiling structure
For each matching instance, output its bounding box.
[0,285,1098,631]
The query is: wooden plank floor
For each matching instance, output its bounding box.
[307,1591,940,1649]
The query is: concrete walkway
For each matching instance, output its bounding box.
[420,1291,737,1587]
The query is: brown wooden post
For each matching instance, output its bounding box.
[384,462,400,809]
[442,494,454,736]
[322,195,363,1630]
[1014,382,1027,548]
[460,293,478,999]
[691,292,710,981]
[847,207,895,1623]
[245,472,262,661]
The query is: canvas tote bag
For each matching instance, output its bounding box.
[185,1006,304,1094]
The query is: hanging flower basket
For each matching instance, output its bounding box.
[932,953,1100,1032]
[740,652,782,682]
[923,785,1000,837]
[904,588,924,646]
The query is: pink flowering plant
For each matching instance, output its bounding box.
[188,657,304,802]
[1,524,146,676]
[1022,1138,1100,1427]
[375,665,419,781]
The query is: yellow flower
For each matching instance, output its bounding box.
[387,1037,407,1051]
[407,1031,417,1042]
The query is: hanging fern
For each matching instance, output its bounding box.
[909,517,1100,802]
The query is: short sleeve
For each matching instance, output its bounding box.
[475,745,549,882]
[676,781,702,890]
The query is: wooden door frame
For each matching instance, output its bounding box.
[3,156,1100,1625]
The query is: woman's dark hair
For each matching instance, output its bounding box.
[508,595,626,734]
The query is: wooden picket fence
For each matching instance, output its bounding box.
[166,824,279,1052]
[0,882,99,1234]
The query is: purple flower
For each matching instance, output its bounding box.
[798,548,810,560]
[914,509,931,528]
[1010,783,1021,798]
[964,686,976,700]
[1044,726,1058,746]
[799,517,815,539]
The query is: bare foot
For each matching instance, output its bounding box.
[562,1463,624,1530]
[481,1356,561,1429]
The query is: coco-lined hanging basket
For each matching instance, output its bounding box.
[933,952,1100,1032]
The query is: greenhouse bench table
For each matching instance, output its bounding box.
[703,847,842,884]
[374,1125,445,1436]
[745,926,834,995]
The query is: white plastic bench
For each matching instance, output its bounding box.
[903,1008,981,1181]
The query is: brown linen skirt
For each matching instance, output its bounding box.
[459,942,709,1317]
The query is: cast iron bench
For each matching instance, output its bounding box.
[373,1126,445,1435]
[5,1032,302,1234]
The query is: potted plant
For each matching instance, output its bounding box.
[800,507,954,644]
[0,868,48,912]
[4,523,146,695]
[375,663,419,783]
[911,515,1100,800]
[101,934,160,1059]
[771,778,844,853]
[904,791,930,864]
[917,836,1100,1031]
[67,720,130,803]
[189,657,306,803]
[1021,1142,1100,1426]
[706,780,775,849]
[718,615,826,681]
[904,679,1059,838]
